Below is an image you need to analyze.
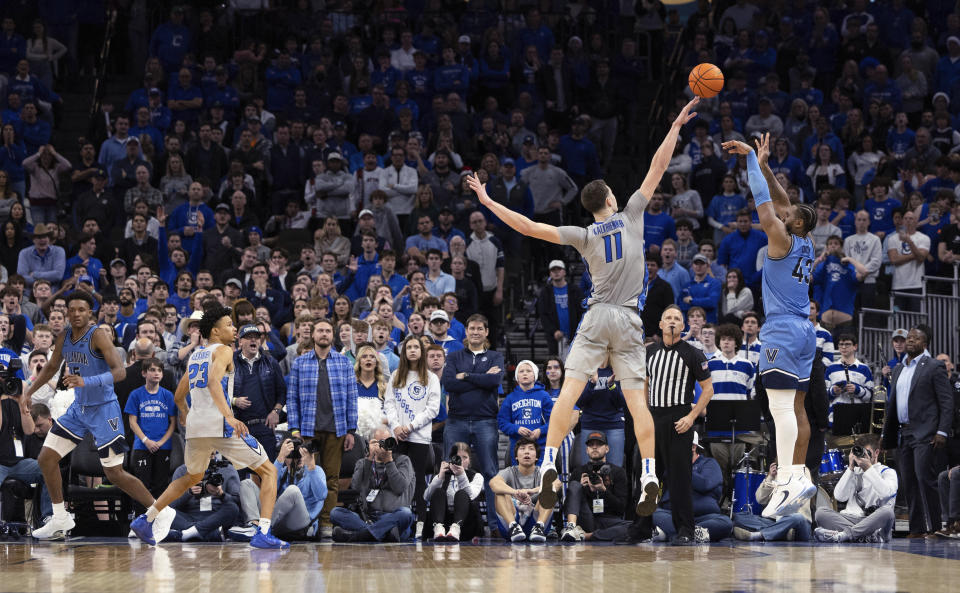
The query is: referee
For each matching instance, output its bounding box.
[645,305,714,543]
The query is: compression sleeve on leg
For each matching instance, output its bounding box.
[746,150,772,208]
[767,388,797,478]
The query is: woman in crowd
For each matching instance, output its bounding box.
[354,342,389,438]
[425,441,485,542]
[314,217,351,266]
[720,268,754,324]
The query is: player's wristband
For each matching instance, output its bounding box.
[746,151,772,208]
[85,371,114,388]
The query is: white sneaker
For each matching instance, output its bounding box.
[433,523,446,541]
[320,525,333,541]
[652,526,667,542]
[446,522,461,542]
[694,526,710,543]
[415,521,424,540]
[128,529,137,538]
[32,514,75,540]
[151,507,176,544]
[636,475,660,517]
[761,473,815,519]
[814,527,843,543]
[560,522,584,542]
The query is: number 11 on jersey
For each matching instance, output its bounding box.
[603,232,623,263]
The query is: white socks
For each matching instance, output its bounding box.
[181,526,200,541]
[146,505,159,522]
[767,388,798,479]
[642,458,656,478]
[542,447,558,468]
[52,502,67,519]
[259,519,271,535]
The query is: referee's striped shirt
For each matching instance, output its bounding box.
[646,341,711,408]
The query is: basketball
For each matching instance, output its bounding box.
[689,63,724,98]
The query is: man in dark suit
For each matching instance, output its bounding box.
[641,251,675,341]
[536,260,583,355]
[882,327,954,537]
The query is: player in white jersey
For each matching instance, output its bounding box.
[466,98,700,515]
[130,305,288,549]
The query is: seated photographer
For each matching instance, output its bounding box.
[425,442,484,542]
[233,437,328,541]
[0,367,53,522]
[489,438,559,543]
[330,426,416,542]
[162,455,241,542]
[652,433,733,542]
[733,462,812,542]
[559,431,630,542]
[938,465,960,538]
[814,434,898,543]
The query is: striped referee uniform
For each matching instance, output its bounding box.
[646,340,712,539]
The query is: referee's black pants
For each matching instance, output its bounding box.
[652,405,695,539]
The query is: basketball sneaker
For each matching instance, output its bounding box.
[433,523,446,541]
[635,475,660,517]
[32,513,75,541]
[814,527,844,543]
[761,471,815,519]
[508,522,526,542]
[538,464,558,511]
[528,522,547,543]
[250,528,290,549]
[445,522,461,542]
[151,507,176,544]
[130,514,157,545]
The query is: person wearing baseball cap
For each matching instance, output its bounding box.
[498,360,553,461]
[309,151,354,221]
[558,429,633,542]
[428,310,463,355]
[231,323,287,463]
[537,258,583,355]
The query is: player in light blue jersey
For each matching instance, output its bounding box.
[723,134,818,519]
[131,305,287,549]
[467,99,700,516]
[26,291,160,540]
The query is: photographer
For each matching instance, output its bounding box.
[330,426,416,542]
[233,437,328,541]
[559,432,630,542]
[425,442,484,542]
[814,434,898,543]
[733,463,812,542]
[0,361,52,522]
[162,456,241,542]
[489,438,558,542]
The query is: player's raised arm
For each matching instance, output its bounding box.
[636,98,699,203]
[466,173,563,244]
[754,132,791,216]
[722,139,791,256]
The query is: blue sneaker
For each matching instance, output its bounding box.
[250,528,290,549]
[130,514,156,546]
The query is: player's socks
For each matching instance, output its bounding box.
[181,526,200,541]
[259,519,271,535]
[641,457,656,479]
[146,505,159,522]
[791,464,808,480]
[52,502,67,519]
[766,388,798,481]
[540,447,558,476]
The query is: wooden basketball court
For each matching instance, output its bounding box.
[3,538,960,593]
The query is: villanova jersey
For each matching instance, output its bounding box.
[762,235,815,319]
[185,344,235,439]
[557,190,648,309]
[62,325,115,406]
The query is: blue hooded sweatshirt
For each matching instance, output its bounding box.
[498,381,553,462]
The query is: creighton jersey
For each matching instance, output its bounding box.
[557,190,648,309]
[762,234,815,318]
[185,343,236,439]
[62,324,115,405]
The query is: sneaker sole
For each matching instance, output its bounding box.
[635,481,660,517]
[32,529,69,541]
[776,484,817,517]
[539,468,558,510]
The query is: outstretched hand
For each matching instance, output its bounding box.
[466,173,491,206]
[754,132,771,166]
[673,97,699,128]
[721,140,754,155]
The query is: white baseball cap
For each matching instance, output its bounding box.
[548,260,565,270]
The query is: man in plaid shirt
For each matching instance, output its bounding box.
[286,318,359,540]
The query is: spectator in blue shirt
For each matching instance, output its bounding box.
[265,53,302,114]
[515,9,554,62]
[15,103,51,156]
[680,254,723,323]
[720,72,757,124]
[576,363,626,467]
[370,50,400,96]
[707,175,746,243]
[498,360,553,461]
[123,358,177,501]
[558,116,602,188]
[718,211,768,289]
[886,112,916,161]
[149,7,191,75]
[434,46,470,99]
[936,36,960,94]
[801,116,845,167]
[167,68,204,126]
[204,67,241,121]
[812,235,868,328]
[644,193,677,252]
[427,309,463,356]
[0,17,25,76]
[658,240,692,302]
[405,214,448,259]
[863,179,901,240]
[424,249,455,297]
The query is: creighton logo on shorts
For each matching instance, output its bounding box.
[108,417,120,431]
[764,348,780,364]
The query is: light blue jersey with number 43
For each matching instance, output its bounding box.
[762,235,815,319]
[184,343,236,439]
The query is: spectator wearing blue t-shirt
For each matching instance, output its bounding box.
[863,180,901,240]
[167,68,204,126]
[886,113,916,162]
[812,236,868,328]
[718,211,768,289]
[148,7,191,75]
[576,364,626,467]
[123,358,177,501]
[659,240,692,302]
[644,193,677,252]
[405,215,449,259]
[707,175,746,243]
[680,254,723,323]
[265,53,302,114]
[536,260,584,355]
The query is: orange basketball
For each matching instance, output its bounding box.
[688,63,725,99]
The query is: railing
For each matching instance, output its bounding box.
[86,9,119,134]
[858,264,960,364]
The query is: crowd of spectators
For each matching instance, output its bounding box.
[0,0,959,544]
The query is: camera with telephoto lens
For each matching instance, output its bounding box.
[287,436,319,461]
[376,437,397,451]
[199,458,230,495]
[447,445,462,467]
[587,463,610,485]
[0,359,23,396]
[852,445,868,459]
